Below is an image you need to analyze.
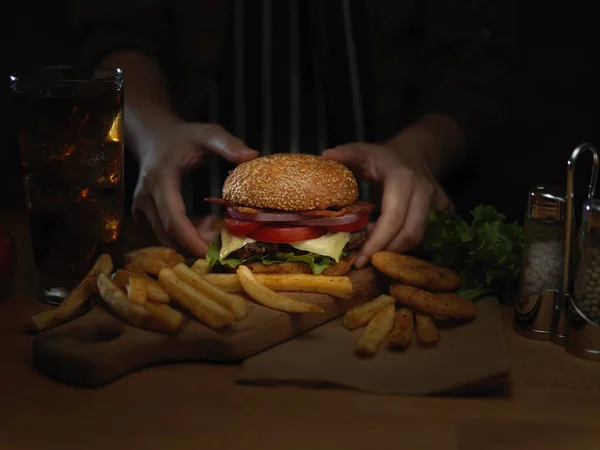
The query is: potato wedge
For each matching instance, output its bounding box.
[158,268,235,329]
[415,313,440,344]
[390,284,475,319]
[129,254,171,276]
[342,294,395,330]
[387,308,414,349]
[173,263,247,320]
[236,265,324,313]
[114,269,170,304]
[126,277,147,305]
[125,247,185,266]
[97,273,181,333]
[371,252,460,292]
[30,254,114,332]
[203,273,352,298]
[355,303,395,357]
[190,258,211,276]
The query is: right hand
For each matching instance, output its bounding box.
[132,121,258,256]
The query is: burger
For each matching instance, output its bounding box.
[205,153,374,276]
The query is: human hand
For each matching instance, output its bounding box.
[132,122,258,256]
[322,142,452,268]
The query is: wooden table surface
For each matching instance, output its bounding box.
[1,209,600,450]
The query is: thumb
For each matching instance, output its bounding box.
[195,124,259,164]
[322,144,369,167]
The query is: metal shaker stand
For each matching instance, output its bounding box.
[555,143,600,360]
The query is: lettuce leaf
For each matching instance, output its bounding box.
[422,204,524,302]
[205,239,334,274]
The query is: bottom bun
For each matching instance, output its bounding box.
[240,254,356,276]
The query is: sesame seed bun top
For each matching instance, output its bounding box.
[222,153,359,211]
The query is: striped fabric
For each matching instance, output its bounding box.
[189,0,374,216]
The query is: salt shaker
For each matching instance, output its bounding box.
[514,185,567,340]
[563,200,600,360]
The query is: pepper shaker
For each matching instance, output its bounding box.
[514,185,567,340]
[553,142,599,345]
[565,200,600,360]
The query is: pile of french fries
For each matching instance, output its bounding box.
[29,247,354,334]
[343,251,476,358]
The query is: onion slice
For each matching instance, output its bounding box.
[225,206,307,222]
[287,214,363,227]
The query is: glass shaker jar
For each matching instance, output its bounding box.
[515,185,567,339]
[572,200,600,325]
[519,185,567,297]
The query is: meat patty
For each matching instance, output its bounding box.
[236,241,278,260]
[235,228,368,260]
[345,228,368,252]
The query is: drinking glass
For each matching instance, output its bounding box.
[9,66,124,304]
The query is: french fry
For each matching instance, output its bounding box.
[191,258,211,276]
[127,277,148,305]
[371,252,461,292]
[29,254,114,332]
[158,268,236,329]
[203,273,353,298]
[114,269,170,304]
[355,303,396,357]
[390,284,476,320]
[387,308,414,349]
[125,247,186,266]
[124,263,151,277]
[342,294,395,330]
[236,265,324,313]
[129,254,171,276]
[144,302,184,332]
[172,263,247,320]
[96,273,181,333]
[415,313,440,344]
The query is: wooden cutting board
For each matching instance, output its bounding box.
[32,268,383,387]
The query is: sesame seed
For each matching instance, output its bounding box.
[222,153,358,211]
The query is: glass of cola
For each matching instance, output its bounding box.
[9,66,124,304]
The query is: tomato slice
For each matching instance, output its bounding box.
[225,217,264,236]
[326,214,369,233]
[249,225,326,243]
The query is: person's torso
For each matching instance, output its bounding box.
[169,0,420,216]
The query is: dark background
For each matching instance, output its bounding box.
[3,0,600,223]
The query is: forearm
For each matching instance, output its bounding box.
[102,50,180,159]
[385,114,467,178]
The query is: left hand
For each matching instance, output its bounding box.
[322,142,452,268]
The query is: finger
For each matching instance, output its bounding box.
[322,145,369,167]
[195,214,220,243]
[322,145,375,181]
[196,124,259,163]
[432,189,453,212]
[386,184,434,253]
[132,195,175,248]
[152,172,211,256]
[196,214,220,231]
[366,222,376,235]
[354,175,413,268]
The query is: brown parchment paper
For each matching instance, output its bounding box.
[237,297,509,395]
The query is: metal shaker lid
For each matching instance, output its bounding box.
[527,185,567,221]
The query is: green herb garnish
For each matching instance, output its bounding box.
[422,204,524,301]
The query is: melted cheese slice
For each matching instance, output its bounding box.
[290,232,350,262]
[219,228,351,262]
[219,229,255,259]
